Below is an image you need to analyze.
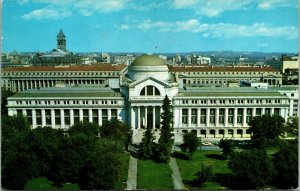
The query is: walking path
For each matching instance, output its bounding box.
[126,156,138,190]
[169,157,186,190]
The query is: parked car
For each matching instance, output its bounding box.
[201,142,213,146]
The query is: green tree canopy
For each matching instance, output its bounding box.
[285,116,298,137]
[1,87,15,116]
[181,132,199,154]
[218,138,234,158]
[155,95,174,163]
[249,115,285,148]
[228,149,275,189]
[138,125,156,159]
[68,121,100,137]
[273,142,298,189]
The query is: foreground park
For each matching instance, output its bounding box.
[1,95,298,190]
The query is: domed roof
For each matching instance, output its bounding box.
[131,55,166,66]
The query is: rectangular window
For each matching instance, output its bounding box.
[191,109,197,124]
[246,108,252,123]
[36,110,42,125]
[265,108,271,116]
[256,108,261,116]
[274,108,280,115]
[102,109,108,123]
[92,109,98,123]
[65,110,70,125]
[182,109,188,124]
[26,109,32,125]
[210,109,215,124]
[237,109,243,124]
[111,109,117,120]
[228,109,234,124]
[83,109,89,122]
[45,110,51,126]
[219,109,225,124]
[200,109,206,124]
[74,109,79,123]
[55,109,60,125]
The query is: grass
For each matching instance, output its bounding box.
[24,177,80,190]
[114,152,130,190]
[137,159,173,189]
[176,150,231,190]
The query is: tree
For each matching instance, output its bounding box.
[68,121,100,137]
[78,152,121,190]
[100,118,132,148]
[155,95,174,163]
[1,87,15,116]
[218,138,233,158]
[273,143,298,189]
[285,116,298,137]
[228,149,275,189]
[181,132,199,154]
[249,115,285,148]
[138,125,156,159]
[193,164,212,188]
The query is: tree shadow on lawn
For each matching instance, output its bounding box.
[212,173,244,189]
[205,154,226,160]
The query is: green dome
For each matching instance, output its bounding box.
[131,55,166,66]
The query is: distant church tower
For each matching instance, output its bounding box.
[57,29,66,51]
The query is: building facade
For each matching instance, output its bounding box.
[7,55,296,140]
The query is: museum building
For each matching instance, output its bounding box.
[7,55,293,139]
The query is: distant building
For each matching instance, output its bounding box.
[57,29,66,52]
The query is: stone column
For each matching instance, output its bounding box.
[252,108,256,117]
[89,109,93,123]
[215,108,219,126]
[137,107,141,129]
[224,108,228,127]
[233,108,238,127]
[70,109,74,126]
[51,109,55,128]
[34,80,37,89]
[243,108,247,127]
[152,106,155,129]
[79,109,83,121]
[271,107,274,115]
[98,109,102,126]
[117,108,121,120]
[17,80,20,92]
[179,108,182,126]
[32,109,37,128]
[22,109,27,116]
[21,80,25,91]
[60,109,65,128]
[41,109,46,127]
[206,108,210,127]
[262,107,265,115]
[197,108,201,127]
[187,108,191,127]
[130,107,135,130]
[30,80,33,89]
[108,109,111,121]
[145,106,148,127]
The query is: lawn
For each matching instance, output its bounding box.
[24,177,80,190]
[176,150,231,190]
[114,152,130,189]
[137,159,173,189]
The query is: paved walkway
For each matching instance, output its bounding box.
[126,156,138,190]
[169,157,185,190]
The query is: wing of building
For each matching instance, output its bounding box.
[5,55,298,141]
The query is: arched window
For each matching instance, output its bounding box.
[140,85,160,96]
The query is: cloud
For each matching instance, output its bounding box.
[21,8,72,20]
[172,0,297,17]
[120,24,130,30]
[123,19,297,39]
[79,9,92,16]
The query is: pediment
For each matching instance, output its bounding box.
[128,76,170,88]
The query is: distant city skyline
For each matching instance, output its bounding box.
[2,0,298,53]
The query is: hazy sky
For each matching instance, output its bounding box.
[2,0,298,53]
